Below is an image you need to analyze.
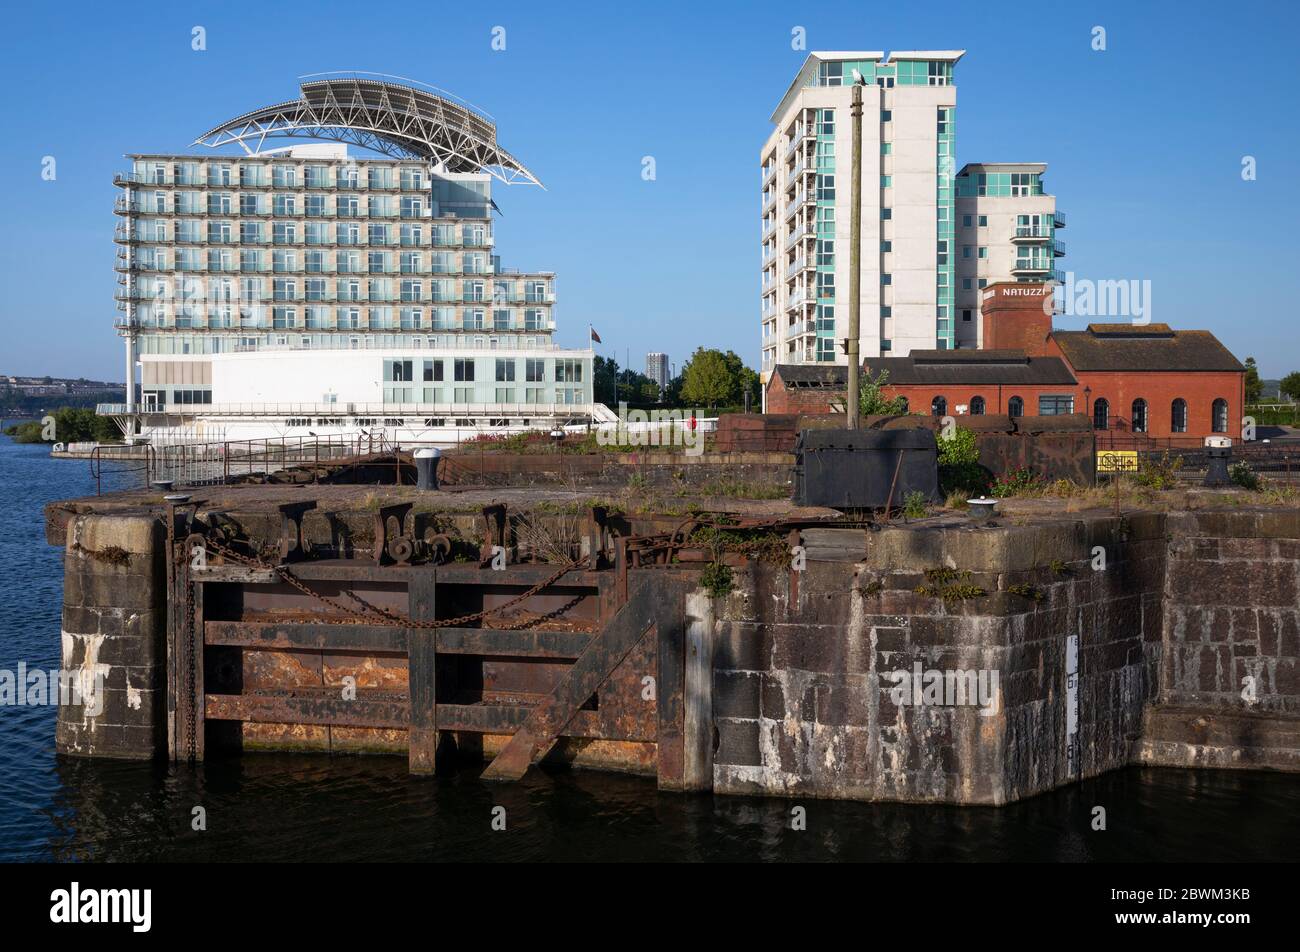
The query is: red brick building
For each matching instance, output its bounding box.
[765,282,1246,444]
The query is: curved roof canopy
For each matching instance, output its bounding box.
[194,76,541,186]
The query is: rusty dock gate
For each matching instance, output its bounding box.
[165,505,711,790]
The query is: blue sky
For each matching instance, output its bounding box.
[1,0,1297,380]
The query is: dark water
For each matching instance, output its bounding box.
[2,431,1299,862]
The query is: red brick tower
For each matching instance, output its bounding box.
[980,282,1054,356]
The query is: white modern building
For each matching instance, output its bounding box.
[760,52,1063,375]
[106,76,600,444]
[954,162,1064,347]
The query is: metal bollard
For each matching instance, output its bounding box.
[1204,444,1231,488]
[415,447,441,490]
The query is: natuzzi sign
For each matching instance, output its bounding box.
[983,284,1050,301]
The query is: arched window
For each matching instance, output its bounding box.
[1131,398,1147,433]
[931,396,946,417]
[970,396,985,415]
[1172,398,1188,433]
[1093,397,1109,430]
[898,396,909,413]
[1007,396,1024,417]
[1212,398,1228,433]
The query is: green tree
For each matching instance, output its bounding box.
[678,347,762,410]
[679,348,735,408]
[1244,357,1263,405]
[593,355,619,406]
[1279,371,1300,403]
[859,369,908,417]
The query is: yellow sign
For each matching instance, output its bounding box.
[1096,451,1139,473]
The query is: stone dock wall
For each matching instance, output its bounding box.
[48,503,1300,802]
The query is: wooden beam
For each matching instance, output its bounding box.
[681,589,716,792]
[407,567,440,774]
[480,578,681,781]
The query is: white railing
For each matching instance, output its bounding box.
[100,401,597,418]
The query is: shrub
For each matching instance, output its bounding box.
[903,490,928,519]
[990,468,1043,498]
[1132,452,1183,490]
[1229,461,1260,491]
[700,561,734,598]
[936,426,989,496]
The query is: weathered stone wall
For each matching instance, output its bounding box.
[1138,510,1300,771]
[57,514,167,759]
[711,514,1166,804]
[1159,511,1300,712]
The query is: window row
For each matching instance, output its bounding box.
[383,357,586,385]
[923,395,1232,432]
[1092,398,1230,434]
[130,222,489,245]
[130,162,433,189]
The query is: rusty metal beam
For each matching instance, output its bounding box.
[205,620,410,652]
[203,621,594,659]
[206,691,410,729]
[438,704,652,741]
[436,627,592,659]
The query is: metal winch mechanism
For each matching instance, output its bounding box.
[373,502,453,567]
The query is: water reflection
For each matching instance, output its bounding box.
[38,755,1300,862]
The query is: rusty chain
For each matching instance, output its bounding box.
[201,535,586,629]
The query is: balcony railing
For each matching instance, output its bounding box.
[783,224,813,251]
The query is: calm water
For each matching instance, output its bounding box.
[2,430,1299,862]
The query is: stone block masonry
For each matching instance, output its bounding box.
[711,515,1166,804]
[1137,510,1300,772]
[56,514,167,759]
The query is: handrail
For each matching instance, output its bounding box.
[90,443,155,496]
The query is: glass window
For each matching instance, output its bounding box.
[1132,399,1148,433]
[1008,396,1024,417]
[1212,398,1228,433]
[970,396,985,415]
[931,396,947,417]
[1039,395,1074,416]
[1172,398,1188,433]
[1093,397,1109,430]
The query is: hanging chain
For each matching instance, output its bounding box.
[201,535,585,629]
[183,553,197,763]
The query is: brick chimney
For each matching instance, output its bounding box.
[980,282,1054,356]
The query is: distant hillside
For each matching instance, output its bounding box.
[0,376,124,414]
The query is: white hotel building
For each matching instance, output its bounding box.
[759,52,1063,375]
[107,76,597,444]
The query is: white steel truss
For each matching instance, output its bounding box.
[193,77,542,187]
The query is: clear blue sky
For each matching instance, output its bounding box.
[1,0,1297,381]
